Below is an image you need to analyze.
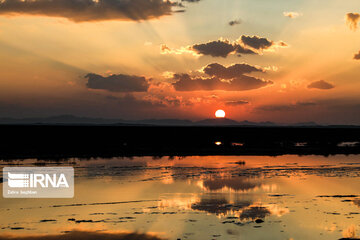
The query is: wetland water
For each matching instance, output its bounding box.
[1,155,360,240]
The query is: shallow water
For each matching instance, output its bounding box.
[1,155,360,240]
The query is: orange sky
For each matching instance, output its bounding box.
[0,0,360,124]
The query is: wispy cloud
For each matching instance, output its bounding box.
[308,80,335,90]
[229,18,242,26]
[354,51,360,60]
[283,11,302,19]
[256,101,317,112]
[346,13,360,31]
[225,100,249,106]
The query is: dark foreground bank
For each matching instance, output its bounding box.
[0,125,359,159]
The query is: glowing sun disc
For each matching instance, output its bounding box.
[215,109,226,118]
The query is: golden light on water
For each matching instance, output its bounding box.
[1,155,360,239]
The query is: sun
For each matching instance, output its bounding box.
[215,109,226,118]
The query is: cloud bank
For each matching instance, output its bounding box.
[173,63,272,91]
[0,0,186,22]
[85,73,149,92]
[162,36,287,58]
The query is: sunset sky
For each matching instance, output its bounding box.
[1,0,360,124]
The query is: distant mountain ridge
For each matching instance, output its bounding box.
[0,115,323,126]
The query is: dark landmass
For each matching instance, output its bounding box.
[0,115,320,126]
[0,125,359,160]
[339,238,360,240]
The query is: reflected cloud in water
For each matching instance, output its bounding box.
[353,199,360,208]
[342,225,359,239]
[201,177,261,192]
[1,155,360,240]
[239,206,271,220]
[188,192,289,221]
[158,194,200,210]
[191,197,251,215]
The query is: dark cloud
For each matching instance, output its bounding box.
[192,40,240,58]
[173,75,270,91]
[234,44,258,55]
[0,0,187,22]
[0,230,163,240]
[173,63,272,91]
[229,19,241,26]
[240,35,274,50]
[346,13,360,31]
[190,39,256,58]
[354,51,360,60]
[189,36,285,58]
[85,73,149,92]
[203,63,263,79]
[225,100,249,106]
[308,80,335,90]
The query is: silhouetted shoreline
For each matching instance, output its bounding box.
[0,125,359,160]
